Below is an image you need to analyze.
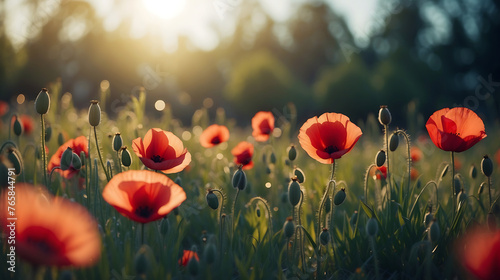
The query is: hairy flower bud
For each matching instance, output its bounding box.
[366,218,378,237]
[287,145,297,161]
[334,188,346,205]
[206,190,219,210]
[71,152,82,170]
[13,116,22,136]
[45,126,52,142]
[60,147,74,171]
[481,155,493,177]
[293,168,305,183]
[35,88,50,115]
[378,105,392,125]
[284,217,295,239]
[389,132,399,151]
[121,147,132,167]
[232,167,247,190]
[288,178,301,207]
[320,228,330,245]
[375,150,386,167]
[113,133,123,152]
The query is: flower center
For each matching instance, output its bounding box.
[324,145,339,154]
[211,136,221,144]
[27,236,57,255]
[151,155,164,163]
[135,206,154,218]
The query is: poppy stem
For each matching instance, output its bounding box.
[488,176,492,210]
[384,124,391,201]
[93,126,111,182]
[141,223,145,245]
[451,151,456,217]
[231,188,240,240]
[395,130,412,198]
[210,189,225,256]
[245,197,273,259]
[364,164,377,204]
[298,190,306,273]
[41,114,48,187]
[317,163,335,263]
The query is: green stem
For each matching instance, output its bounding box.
[93,126,111,182]
[451,151,456,217]
[246,197,273,258]
[317,163,335,244]
[488,176,492,210]
[48,167,61,193]
[298,190,306,273]
[370,236,380,280]
[41,115,48,187]
[141,223,145,245]
[211,189,225,257]
[231,188,240,240]
[385,125,391,201]
[395,130,412,198]
[116,151,123,174]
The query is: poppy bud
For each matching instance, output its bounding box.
[457,189,467,208]
[350,211,358,228]
[88,100,101,127]
[206,190,219,210]
[389,132,399,151]
[428,221,440,243]
[58,132,65,146]
[232,167,247,190]
[71,152,82,170]
[265,166,271,174]
[320,228,330,245]
[256,205,261,217]
[288,178,301,207]
[481,155,493,177]
[7,148,23,175]
[378,105,392,125]
[270,152,276,164]
[284,217,295,239]
[35,88,50,115]
[325,197,331,213]
[293,168,305,183]
[287,145,297,161]
[375,150,386,167]
[469,165,477,179]
[424,212,433,227]
[60,147,74,171]
[113,133,123,152]
[488,212,496,230]
[45,126,52,142]
[366,218,378,237]
[160,217,169,235]
[204,242,217,265]
[134,245,150,275]
[13,116,22,136]
[121,147,132,167]
[334,188,346,206]
[478,182,486,195]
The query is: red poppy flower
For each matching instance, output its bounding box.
[458,228,500,280]
[372,166,387,180]
[298,112,362,164]
[179,250,199,267]
[48,136,88,179]
[102,170,186,224]
[410,167,419,180]
[252,111,274,142]
[132,128,191,173]
[426,107,486,153]
[0,184,101,267]
[495,149,500,169]
[0,101,9,117]
[231,141,254,170]
[410,146,422,162]
[200,124,230,148]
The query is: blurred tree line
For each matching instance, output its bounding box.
[0,0,498,127]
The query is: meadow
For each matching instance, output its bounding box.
[1,82,499,280]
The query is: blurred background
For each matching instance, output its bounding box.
[0,0,499,127]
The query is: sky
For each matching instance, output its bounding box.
[3,0,381,51]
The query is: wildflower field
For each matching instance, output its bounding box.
[0,83,499,280]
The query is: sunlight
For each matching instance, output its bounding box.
[141,0,186,20]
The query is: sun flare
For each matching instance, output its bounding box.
[141,0,187,20]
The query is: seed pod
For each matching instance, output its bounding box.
[121,147,132,167]
[428,221,440,243]
[256,205,261,217]
[287,145,297,161]
[288,178,301,206]
[35,88,50,115]
[58,132,65,146]
[469,165,477,179]
[160,217,169,235]
[350,211,358,228]
[60,147,74,171]
[481,155,493,177]
[325,197,331,213]
[45,126,52,142]
[478,182,486,195]
[113,133,123,152]
[270,152,276,164]
[232,167,247,190]
[206,191,219,210]
[424,212,433,227]
[488,212,496,231]
[366,218,378,237]
[334,188,346,206]
[71,152,82,170]
[378,105,392,125]
[294,168,305,183]
[13,116,22,136]
[7,148,23,175]
[284,217,295,239]
[375,150,386,167]
[389,132,399,151]
[88,100,101,127]
[204,243,217,265]
[320,228,330,245]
